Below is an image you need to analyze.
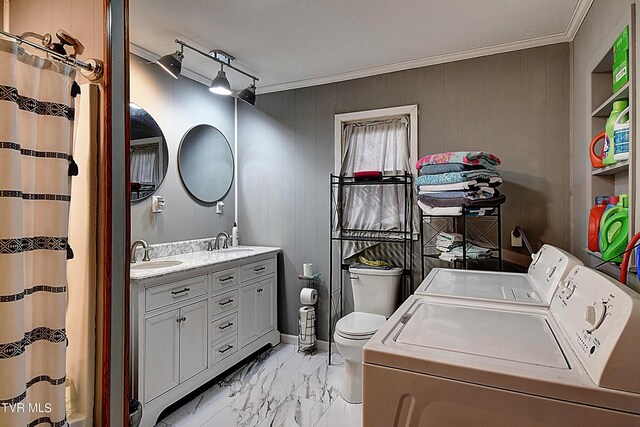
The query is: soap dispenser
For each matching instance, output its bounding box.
[232,222,239,247]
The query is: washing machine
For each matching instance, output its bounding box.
[415,244,582,306]
[362,266,640,426]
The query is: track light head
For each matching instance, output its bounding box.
[237,82,256,106]
[209,68,232,96]
[157,50,183,79]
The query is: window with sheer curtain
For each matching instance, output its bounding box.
[339,116,411,258]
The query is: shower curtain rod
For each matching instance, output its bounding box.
[0,30,104,81]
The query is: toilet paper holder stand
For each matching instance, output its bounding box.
[297,273,320,354]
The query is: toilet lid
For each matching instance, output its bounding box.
[336,312,387,338]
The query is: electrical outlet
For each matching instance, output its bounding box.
[152,196,165,214]
[511,228,523,247]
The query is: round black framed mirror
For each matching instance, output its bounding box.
[129,103,169,202]
[178,124,234,203]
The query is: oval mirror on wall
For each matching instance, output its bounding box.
[178,124,234,203]
[129,103,169,202]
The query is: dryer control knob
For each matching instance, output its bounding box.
[559,280,575,299]
[546,266,557,278]
[585,305,597,325]
[586,303,607,333]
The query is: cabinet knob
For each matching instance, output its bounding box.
[176,316,187,323]
[257,288,263,293]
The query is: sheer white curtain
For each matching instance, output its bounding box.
[130,146,158,185]
[0,39,75,427]
[339,117,410,258]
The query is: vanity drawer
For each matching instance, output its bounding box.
[210,312,238,343]
[210,267,239,293]
[145,275,208,312]
[210,290,238,318]
[211,335,238,365]
[240,258,275,283]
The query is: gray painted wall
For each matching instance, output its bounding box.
[238,43,570,340]
[130,54,236,244]
[570,0,632,263]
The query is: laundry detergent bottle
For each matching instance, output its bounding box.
[588,196,609,252]
[600,194,629,263]
[599,195,621,251]
[603,100,628,165]
[613,106,630,161]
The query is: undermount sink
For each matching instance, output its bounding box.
[131,260,183,270]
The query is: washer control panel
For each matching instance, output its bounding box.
[528,245,583,302]
[552,266,640,393]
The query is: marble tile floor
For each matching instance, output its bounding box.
[157,344,361,427]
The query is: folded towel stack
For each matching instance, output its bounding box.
[414,151,506,216]
[439,243,493,262]
[435,232,462,252]
[434,232,493,261]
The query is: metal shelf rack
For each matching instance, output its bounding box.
[329,173,414,365]
[420,205,503,276]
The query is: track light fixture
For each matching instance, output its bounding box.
[209,64,232,96]
[156,46,183,79]
[156,39,259,104]
[237,80,256,106]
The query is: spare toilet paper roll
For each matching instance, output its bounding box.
[303,263,314,277]
[299,306,315,328]
[299,306,316,345]
[300,287,318,305]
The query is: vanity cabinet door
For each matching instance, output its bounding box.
[144,309,180,402]
[240,282,258,348]
[179,300,208,382]
[240,277,275,348]
[255,278,274,338]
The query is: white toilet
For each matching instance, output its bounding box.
[334,266,402,403]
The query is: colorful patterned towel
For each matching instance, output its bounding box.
[420,163,494,175]
[415,170,500,186]
[416,151,501,169]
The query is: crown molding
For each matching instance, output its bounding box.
[132,0,592,95]
[566,0,594,41]
[257,32,569,94]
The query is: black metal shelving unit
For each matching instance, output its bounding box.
[329,173,414,365]
[420,205,503,276]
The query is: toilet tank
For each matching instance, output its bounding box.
[349,266,403,317]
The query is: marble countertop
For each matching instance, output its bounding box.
[130,246,281,281]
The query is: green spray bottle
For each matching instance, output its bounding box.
[603,100,628,165]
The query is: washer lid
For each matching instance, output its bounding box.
[417,269,543,304]
[395,301,569,369]
[336,312,387,337]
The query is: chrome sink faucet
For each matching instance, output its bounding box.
[131,239,151,263]
[208,232,230,251]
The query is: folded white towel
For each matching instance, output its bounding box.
[418,201,462,216]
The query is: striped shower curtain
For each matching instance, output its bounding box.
[0,39,76,426]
